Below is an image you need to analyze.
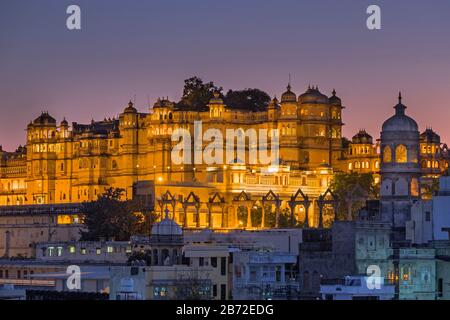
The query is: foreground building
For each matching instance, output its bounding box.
[232,250,298,300]
[0,203,83,258]
[320,276,395,300]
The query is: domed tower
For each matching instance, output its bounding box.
[119,101,140,189]
[149,208,184,266]
[347,130,379,173]
[380,93,420,237]
[26,111,58,204]
[208,92,225,119]
[297,86,341,169]
[267,96,280,121]
[278,84,299,167]
[60,118,69,138]
[420,128,441,177]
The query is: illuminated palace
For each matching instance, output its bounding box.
[0,86,449,230]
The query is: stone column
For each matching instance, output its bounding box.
[207,204,213,228]
[275,205,281,228]
[289,203,296,227]
[318,205,324,228]
[221,206,226,228]
[246,204,252,229]
[196,206,201,228]
[304,203,310,228]
[261,205,265,229]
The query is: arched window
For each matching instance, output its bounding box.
[348,163,353,170]
[395,145,407,163]
[383,146,392,163]
[162,249,170,265]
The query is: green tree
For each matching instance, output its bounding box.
[330,173,377,221]
[127,249,152,266]
[80,188,156,241]
[174,271,211,300]
[177,76,223,111]
[224,88,271,112]
[263,207,292,228]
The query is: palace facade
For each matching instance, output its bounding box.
[0,85,449,232]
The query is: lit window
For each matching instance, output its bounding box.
[395,145,407,163]
[69,246,76,254]
[96,248,101,255]
[81,248,86,255]
[57,247,63,257]
[383,146,392,163]
[411,178,419,197]
[107,246,113,253]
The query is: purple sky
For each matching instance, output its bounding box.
[1,0,450,150]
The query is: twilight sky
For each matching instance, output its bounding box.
[1,0,450,150]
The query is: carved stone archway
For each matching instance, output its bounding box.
[207,192,226,228]
[157,190,177,220]
[317,188,339,228]
[182,192,201,228]
[232,191,253,229]
[287,188,311,228]
[262,190,281,228]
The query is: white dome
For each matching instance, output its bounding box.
[382,114,418,132]
[151,217,183,236]
[382,94,418,132]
